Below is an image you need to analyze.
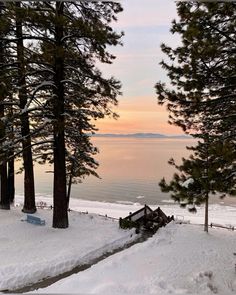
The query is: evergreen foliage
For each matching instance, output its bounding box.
[0,1,123,228]
[26,1,122,227]
[0,1,9,209]
[156,1,236,137]
[156,1,236,231]
[159,137,236,231]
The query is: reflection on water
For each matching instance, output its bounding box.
[15,138,236,206]
[73,138,194,205]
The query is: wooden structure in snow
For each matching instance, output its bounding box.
[119,205,174,232]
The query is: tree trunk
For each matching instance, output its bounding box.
[0,2,10,210]
[0,160,9,209]
[7,105,15,203]
[15,2,36,213]
[67,172,72,210]
[204,192,209,233]
[204,136,209,233]
[67,151,76,209]
[7,156,15,203]
[0,110,9,209]
[52,1,68,228]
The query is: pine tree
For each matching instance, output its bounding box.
[0,1,122,226]
[66,118,100,209]
[0,2,40,212]
[0,1,10,209]
[156,1,236,137]
[14,2,36,213]
[26,1,123,228]
[160,136,236,232]
[156,1,236,230]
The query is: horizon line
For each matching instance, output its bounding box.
[91,132,190,137]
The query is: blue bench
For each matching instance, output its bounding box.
[27,214,45,226]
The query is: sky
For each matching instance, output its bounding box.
[95,0,182,135]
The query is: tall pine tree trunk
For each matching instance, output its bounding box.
[204,192,209,232]
[8,156,15,203]
[0,106,9,210]
[204,136,209,233]
[67,161,74,210]
[0,2,10,210]
[0,102,8,210]
[52,1,68,228]
[7,105,15,203]
[0,163,9,209]
[15,2,36,213]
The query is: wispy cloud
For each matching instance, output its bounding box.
[96,0,181,134]
[114,0,178,28]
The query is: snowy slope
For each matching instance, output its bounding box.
[35,223,236,294]
[0,208,136,291]
[1,197,236,293]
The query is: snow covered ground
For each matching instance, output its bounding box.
[1,195,236,294]
[17,194,236,225]
[35,223,236,294]
[0,205,136,292]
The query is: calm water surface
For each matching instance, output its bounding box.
[15,138,235,206]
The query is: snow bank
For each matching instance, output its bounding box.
[0,208,136,291]
[35,223,236,294]
[15,195,236,227]
[2,196,236,293]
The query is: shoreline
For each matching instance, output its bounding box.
[14,195,236,226]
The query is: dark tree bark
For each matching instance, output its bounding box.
[0,159,9,209]
[204,141,209,233]
[67,159,74,210]
[0,107,9,209]
[7,105,15,203]
[204,193,209,233]
[52,1,68,228]
[0,2,10,210]
[15,2,36,213]
[7,156,15,203]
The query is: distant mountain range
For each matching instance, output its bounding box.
[91,133,191,139]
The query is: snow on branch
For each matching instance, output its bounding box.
[182,178,194,188]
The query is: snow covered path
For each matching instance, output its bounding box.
[0,208,136,291]
[35,223,236,294]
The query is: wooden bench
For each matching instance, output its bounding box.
[27,214,45,226]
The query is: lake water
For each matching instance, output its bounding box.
[15,137,236,206]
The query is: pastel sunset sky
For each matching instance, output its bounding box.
[96,0,182,135]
